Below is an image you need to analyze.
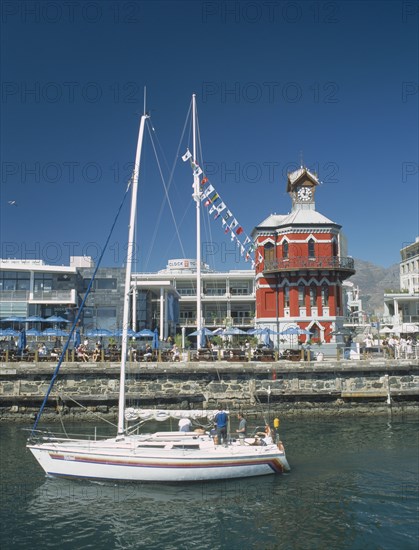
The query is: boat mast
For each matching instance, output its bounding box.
[192,94,202,347]
[117,111,148,436]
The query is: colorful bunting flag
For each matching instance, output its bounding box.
[182,149,192,162]
[184,156,260,268]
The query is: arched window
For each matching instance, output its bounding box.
[310,284,317,306]
[321,284,329,306]
[264,242,275,263]
[308,238,315,258]
[332,239,338,257]
[283,241,289,259]
[310,324,320,342]
[298,284,305,306]
[284,284,290,308]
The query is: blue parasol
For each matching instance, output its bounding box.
[152,328,159,350]
[136,329,155,337]
[188,328,215,336]
[112,328,136,338]
[73,329,81,349]
[26,328,42,337]
[85,328,113,338]
[222,327,247,336]
[248,328,281,336]
[24,316,46,323]
[189,327,214,348]
[42,328,69,337]
[17,329,27,353]
[44,316,70,324]
[0,328,20,337]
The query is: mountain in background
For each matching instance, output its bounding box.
[350,259,400,315]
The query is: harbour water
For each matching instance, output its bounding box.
[1,414,418,549]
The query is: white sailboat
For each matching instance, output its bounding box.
[27,97,290,482]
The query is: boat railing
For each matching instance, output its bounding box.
[26,428,116,444]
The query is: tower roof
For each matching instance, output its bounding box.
[255,209,339,229]
[286,167,319,193]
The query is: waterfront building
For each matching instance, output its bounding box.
[383,237,419,327]
[131,259,255,339]
[0,257,84,321]
[251,167,355,343]
[0,257,255,341]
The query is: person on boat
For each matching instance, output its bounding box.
[236,412,247,444]
[262,425,274,445]
[254,425,274,445]
[178,417,192,432]
[214,407,228,446]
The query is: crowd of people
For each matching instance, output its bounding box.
[373,335,416,359]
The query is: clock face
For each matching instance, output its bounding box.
[297,187,312,201]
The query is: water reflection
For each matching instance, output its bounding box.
[1,417,418,550]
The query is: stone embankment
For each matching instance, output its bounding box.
[0,358,418,421]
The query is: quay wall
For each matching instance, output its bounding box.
[0,359,418,421]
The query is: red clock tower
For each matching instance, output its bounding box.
[252,167,355,343]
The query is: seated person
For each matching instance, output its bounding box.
[143,344,153,361]
[38,344,47,357]
[171,344,180,361]
[178,418,192,432]
[254,425,274,445]
[76,344,89,362]
[93,344,102,362]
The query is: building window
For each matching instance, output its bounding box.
[204,283,226,296]
[308,239,315,258]
[283,241,289,259]
[96,278,117,290]
[284,285,290,308]
[230,282,249,295]
[310,324,321,342]
[84,278,117,290]
[0,271,30,291]
[264,243,275,263]
[298,284,305,306]
[321,284,329,306]
[176,287,196,296]
[310,285,317,306]
[332,239,338,257]
[34,274,53,292]
[94,307,117,331]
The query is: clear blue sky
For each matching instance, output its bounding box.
[1,1,418,272]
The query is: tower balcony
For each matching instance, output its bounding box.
[263,256,355,277]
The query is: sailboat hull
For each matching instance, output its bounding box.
[28,435,290,482]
